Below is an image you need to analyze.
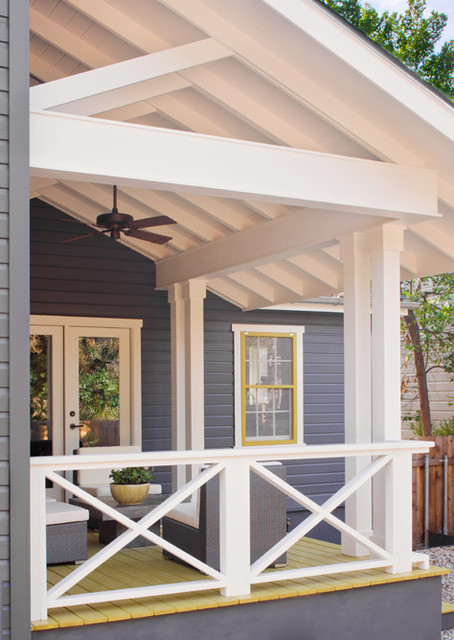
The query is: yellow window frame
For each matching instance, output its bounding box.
[241,331,298,446]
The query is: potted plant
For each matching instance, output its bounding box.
[109,466,154,505]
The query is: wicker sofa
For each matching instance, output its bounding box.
[162,462,287,570]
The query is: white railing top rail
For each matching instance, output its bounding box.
[30,440,433,470]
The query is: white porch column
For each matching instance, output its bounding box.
[369,223,405,549]
[168,280,206,489]
[340,233,372,556]
[182,280,207,452]
[168,283,186,490]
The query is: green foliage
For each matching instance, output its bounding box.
[79,337,119,421]
[321,0,454,98]
[401,274,454,374]
[30,335,49,421]
[403,411,454,436]
[109,466,154,485]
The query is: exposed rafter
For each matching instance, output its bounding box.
[30,39,231,114]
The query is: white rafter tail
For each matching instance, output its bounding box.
[288,253,341,289]
[30,38,231,114]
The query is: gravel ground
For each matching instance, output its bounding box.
[417,546,454,639]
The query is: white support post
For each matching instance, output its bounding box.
[385,451,413,573]
[340,233,372,556]
[168,283,187,490]
[182,280,206,454]
[30,467,48,622]
[219,460,251,597]
[369,223,405,549]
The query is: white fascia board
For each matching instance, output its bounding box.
[30,110,438,218]
[155,209,380,288]
[262,0,454,143]
[30,38,230,115]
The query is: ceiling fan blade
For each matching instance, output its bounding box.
[127,215,177,230]
[124,228,173,244]
[61,229,110,244]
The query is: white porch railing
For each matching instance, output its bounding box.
[30,441,432,623]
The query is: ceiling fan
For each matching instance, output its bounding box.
[62,185,176,245]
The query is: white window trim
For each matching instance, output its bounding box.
[30,315,143,447]
[232,324,305,447]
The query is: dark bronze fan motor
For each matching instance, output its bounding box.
[62,185,176,245]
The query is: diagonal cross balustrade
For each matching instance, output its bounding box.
[30,441,432,623]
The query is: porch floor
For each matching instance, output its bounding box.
[32,533,447,632]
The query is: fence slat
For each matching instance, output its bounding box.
[412,436,454,546]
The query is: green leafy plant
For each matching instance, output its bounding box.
[109,466,154,485]
[321,0,454,98]
[402,411,454,437]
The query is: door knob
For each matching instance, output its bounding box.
[69,423,84,430]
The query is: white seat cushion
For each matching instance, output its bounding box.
[166,502,199,528]
[46,501,89,526]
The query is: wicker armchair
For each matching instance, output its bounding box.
[162,462,287,570]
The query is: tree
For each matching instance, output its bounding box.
[401,274,454,436]
[321,0,454,98]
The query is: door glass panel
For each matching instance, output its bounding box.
[79,337,120,447]
[30,335,53,456]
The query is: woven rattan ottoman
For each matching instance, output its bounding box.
[46,501,89,565]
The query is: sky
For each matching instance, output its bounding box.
[365,0,454,41]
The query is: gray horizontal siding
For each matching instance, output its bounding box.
[31,200,345,501]
[204,298,345,502]
[31,200,173,491]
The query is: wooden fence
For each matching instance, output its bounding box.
[413,436,454,547]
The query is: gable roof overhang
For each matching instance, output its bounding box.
[29,0,454,310]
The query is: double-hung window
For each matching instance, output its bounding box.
[233,324,304,446]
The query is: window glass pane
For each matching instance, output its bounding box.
[246,412,257,438]
[275,391,292,437]
[276,337,292,360]
[79,337,120,447]
[245,335,293,385]
[30,335,53,457]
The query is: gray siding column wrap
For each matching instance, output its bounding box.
[9,0,30,638]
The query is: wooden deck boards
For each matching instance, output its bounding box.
[32,533,447,632]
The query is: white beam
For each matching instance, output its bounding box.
[30,39,230,114]
[156,209,378,288]
[30,111,439,219]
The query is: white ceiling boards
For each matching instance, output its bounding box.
[29,0,454,310]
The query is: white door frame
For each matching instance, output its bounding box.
[30,315,143,453]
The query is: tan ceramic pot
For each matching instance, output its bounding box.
[110,483,150,505]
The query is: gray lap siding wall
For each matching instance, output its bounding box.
[30,199,345,503]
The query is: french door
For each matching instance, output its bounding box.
[30,316,142,462]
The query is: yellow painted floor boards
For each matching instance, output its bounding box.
[32,533,447,631]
